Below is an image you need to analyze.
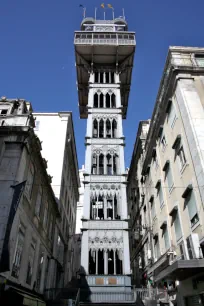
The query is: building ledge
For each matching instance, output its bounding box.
[154,258,204,282]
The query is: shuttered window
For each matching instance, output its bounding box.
[174,213,182,241]
[163,228,170,250]
[168,103,177,128]
[186,191,199,227]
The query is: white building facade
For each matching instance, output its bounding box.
[74,17,136,294]
[33,112,80,284]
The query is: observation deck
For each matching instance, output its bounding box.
[74,18,136,119]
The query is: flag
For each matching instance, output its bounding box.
[0,181,26,272]
[107,4,113,9]
[101,3,105,9]
[79,4,84,7]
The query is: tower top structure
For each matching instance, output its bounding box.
[74,17,136,119]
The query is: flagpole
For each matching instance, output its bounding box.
[122,8,125,20]
[112,9,115,20]
[84,7,86,18]
[104,9,106,20]
[95,7,97,20]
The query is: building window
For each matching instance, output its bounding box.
[49,214,54,239]
[167,102,177,129]
[171,209,182,241]
[160,134,167,151]
[35,186,42,216]
[163,227,170,250]
[195,55,204,67]
[0,109,8,115]
[150,196,156,220]
[12,224,26,278]
[185,190,199,227]
[177,146,187,170]
[172,135,187,171]
[25,162,35,199]
[163,161,174,193]
[36,250,44,290]
[154,238,160,261]
[179,242,185,260]
[26,239,36,285]
[156,181,164,208]
[43,200,48,230]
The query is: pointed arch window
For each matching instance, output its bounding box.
[91,154,97,174]
[99,93,104,108]
[111,94,116,108]
[99,154,104,174]
[93,119,98,138]
[106,93,110,108]
[112,119,117,138]
[106,119,111,138]
[94,93,98,108]
[99,119,104,138]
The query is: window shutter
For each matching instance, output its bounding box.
[168,104,176,128]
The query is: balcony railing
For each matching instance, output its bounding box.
[44,287,168,303]
[75,33,136,46]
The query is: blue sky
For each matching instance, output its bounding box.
[1,0,204,168]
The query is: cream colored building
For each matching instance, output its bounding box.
[128,47,204,306]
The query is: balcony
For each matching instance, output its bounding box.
[74,32,135,46]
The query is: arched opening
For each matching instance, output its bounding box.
[116,250,123,275]
[107,196,113,219]
[99,93,104,108]
[98,250,104,274]
[100,72,104,83]
[108,250,114,274]
[113,155,117,175]
[105,72,110,84]
[97,195,104,220]
[106,93,110,108]
[94,93,98,108]
[112,120,117,138]
[93,119,98,138]
[106,154,112,175]
[89,250,96,274]
[91,154,97,174]
[99,119,104,138]
[99,154,104,174]
[90,197,97,220]
[106,119,111,138]
[111,94,116,108]
[95,72,99,83]
[111,72,114,84]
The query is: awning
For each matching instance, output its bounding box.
[163,160,170,172]
[169,205,178,216]
[182,184,193,198]
[160,220,167,230]
[172,135,181,149]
